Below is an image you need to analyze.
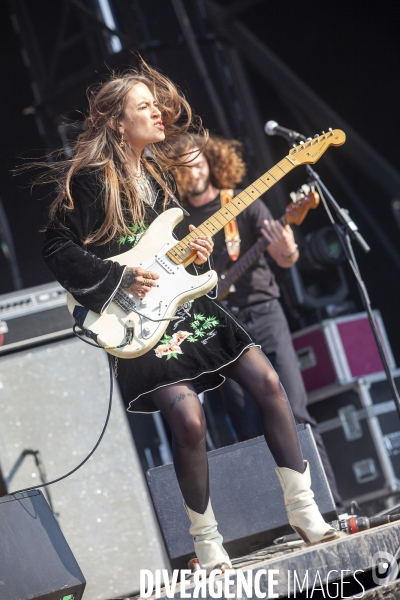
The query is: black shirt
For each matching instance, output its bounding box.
[185,192,280,308]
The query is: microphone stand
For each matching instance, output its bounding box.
[281,133,400,417]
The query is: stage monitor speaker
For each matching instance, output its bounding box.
[146,424,337,570]
[0,490,85,600]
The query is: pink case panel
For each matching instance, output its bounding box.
[292,329,337,392]
[337,317,384,377]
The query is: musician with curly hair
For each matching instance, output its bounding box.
[42,61,338,574]
[173,133,342,508]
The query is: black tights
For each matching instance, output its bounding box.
[149,346,304,514]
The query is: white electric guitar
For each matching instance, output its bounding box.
[67,129,346,358]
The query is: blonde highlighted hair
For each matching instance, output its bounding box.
[171,134,246,201]
[44,60,206,244]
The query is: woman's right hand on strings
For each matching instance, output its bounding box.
[120,267,159,298]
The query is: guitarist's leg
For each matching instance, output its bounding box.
[240,300,342,507]
[149,382,232,571]
[221,346,304,472]
[220,346,339,545]
[150,382,209,514]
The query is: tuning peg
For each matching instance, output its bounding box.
[313,134,319,143]
[299,141,305,146]
[289,191,297,202]
[306,137,312,142]
[328,127,333,135]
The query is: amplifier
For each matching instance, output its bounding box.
[0,281,74,354]
[307,370,400,505]
[292,311,395,394]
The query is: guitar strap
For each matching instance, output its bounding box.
[220,189,241,261]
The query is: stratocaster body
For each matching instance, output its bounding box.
[67,207,218,358]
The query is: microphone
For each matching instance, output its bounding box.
[264,120,307,142]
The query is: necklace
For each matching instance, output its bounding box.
[132,159,143,178]
[134,165,155,206]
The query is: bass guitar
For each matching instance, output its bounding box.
[67,129,345,358]
[217,190,320,301]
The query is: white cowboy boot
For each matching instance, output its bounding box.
[275,460,340,545]
[184,499,232,574]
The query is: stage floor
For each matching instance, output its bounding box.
[131,520,400,599]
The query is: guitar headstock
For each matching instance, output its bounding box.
[285,191,320,226]
[288,129,346,165]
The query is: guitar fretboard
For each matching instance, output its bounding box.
[217,215,287,299]
[167,156,295,265]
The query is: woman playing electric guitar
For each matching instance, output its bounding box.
[43,60,338,572]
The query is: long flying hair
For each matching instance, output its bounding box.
[171,134,246,202]
[45,60,205,244]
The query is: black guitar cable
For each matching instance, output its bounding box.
[10,302,178,496]
[9,333,114,496]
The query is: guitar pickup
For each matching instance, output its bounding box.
[156,255,176,274]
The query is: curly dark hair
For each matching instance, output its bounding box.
[171,134,246,201]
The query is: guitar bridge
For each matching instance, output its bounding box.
[114,289,136,313]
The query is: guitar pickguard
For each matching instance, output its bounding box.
[67,208,218,358]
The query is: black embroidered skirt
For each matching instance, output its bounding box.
[116,297,255,412]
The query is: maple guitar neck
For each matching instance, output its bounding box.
[166,129,345,266]
[167,158,295,266]
[217,215,287,301]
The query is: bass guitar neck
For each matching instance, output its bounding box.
[217,191,320,301]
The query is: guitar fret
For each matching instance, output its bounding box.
[223,205,239,218]
[221,208,234,220]
[248,184,261,195]
[240,189,257,204]
[252,179,269,194]
[259,175,271,186]
[211,216,225,229]
[213,212,229,226]
[201,221,218,235]
[233,195,249,207]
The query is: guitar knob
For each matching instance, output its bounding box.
[140,298,148,307]
[142,326,151,337]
